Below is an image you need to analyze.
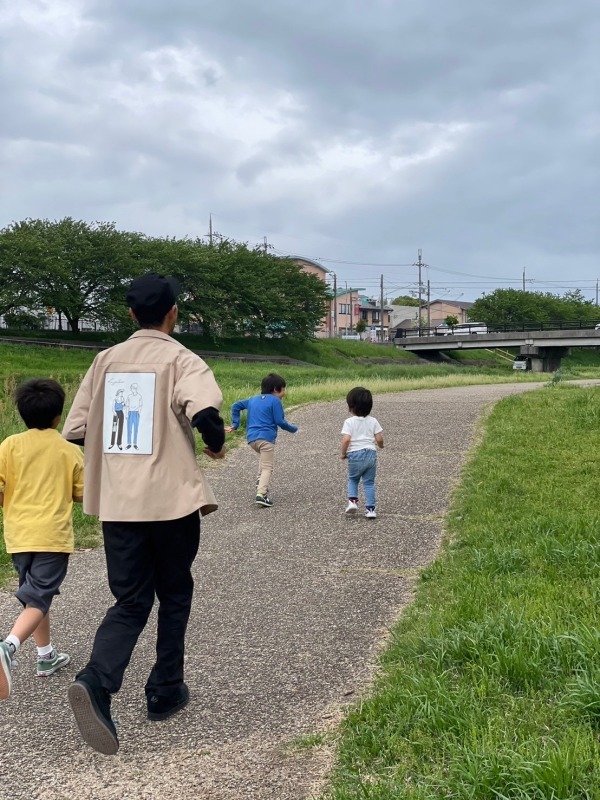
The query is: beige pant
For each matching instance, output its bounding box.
[249,439,275,496]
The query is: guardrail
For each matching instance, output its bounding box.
[394,320,600,339]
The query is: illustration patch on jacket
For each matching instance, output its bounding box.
[103,372,156,454]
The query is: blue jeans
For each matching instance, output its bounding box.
[347,448,377,508]
[127,410,140,445]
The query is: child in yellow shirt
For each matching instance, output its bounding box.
[0,379,84,700]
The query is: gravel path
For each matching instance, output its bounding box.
[0,382,546,800]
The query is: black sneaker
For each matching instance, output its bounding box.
[147,683,190,721]
[68,674,119,755]
[255,493,273,507]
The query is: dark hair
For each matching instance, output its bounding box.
[261,373,286,394]
[346,386,373,417]
[135,307,171,327]
[15,379,65,429]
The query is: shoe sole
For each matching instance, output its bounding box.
[0,654,12,700]
[255,500,273,507]
[36,653,71,677]
[68,682,119,755]
[148,692,190,721]
[345,507,358,515]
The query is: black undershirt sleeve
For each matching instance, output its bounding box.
[191,407,225,452]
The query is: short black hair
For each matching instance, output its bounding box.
[15,378,66,429]
[346,386,373,417]
[261,373,286,394]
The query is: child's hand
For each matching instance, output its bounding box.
[203,446,226,459]
[224,426,237,433]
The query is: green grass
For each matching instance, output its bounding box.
[322,385,600,799]
[0,339,523,586]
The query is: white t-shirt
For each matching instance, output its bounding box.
[342,415,383,452]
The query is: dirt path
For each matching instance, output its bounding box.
[0,382,545,800]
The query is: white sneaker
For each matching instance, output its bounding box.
[365,509,377,519]
[0,641,13,700]
[345,501,358,514]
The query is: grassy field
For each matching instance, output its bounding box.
[0,337,528,585]
[322,384,600,799]
[1,339,599,600]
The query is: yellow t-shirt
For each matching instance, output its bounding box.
[0,428,84,553]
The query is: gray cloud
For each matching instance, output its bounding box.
[0,0,598,299]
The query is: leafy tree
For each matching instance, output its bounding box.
[444,315,459,328]
[355,318,367,334]
[391,294,419,306]
[0,219,330,340]
[469,288,598,327]
[0,218,147,333]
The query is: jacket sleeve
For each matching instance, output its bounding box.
[62,365,95,445]
[173,350,223,422]
[273,397,298,433]
[230,398,249,429]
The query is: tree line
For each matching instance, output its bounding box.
[468,288,600,326]
[0,218,329,338]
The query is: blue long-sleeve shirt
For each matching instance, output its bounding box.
[231,393,298,443]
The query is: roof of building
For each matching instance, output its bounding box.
[334,288,365,297]
[287,256,331,274]
[429,299,474,310]
[362,299,393,311]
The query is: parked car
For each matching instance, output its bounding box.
[453,323,488,335]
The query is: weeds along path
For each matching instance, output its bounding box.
[0,382,547,800]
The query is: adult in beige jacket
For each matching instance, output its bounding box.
[62,273,225,755]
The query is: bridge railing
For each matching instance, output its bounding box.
[394,319,600,339]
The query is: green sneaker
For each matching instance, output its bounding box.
[36,649,70,677]
[255,493,273,507]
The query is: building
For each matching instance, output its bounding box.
[389,299,476,336]
[357,297,393,341]
[287,255,392,340]
[289,256,333,338]
[427,299,474,327]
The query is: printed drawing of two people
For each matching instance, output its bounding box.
[108,384,142,451]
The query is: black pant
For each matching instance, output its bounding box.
[81,511,200,697]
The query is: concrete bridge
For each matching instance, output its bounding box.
[394,328,600,372]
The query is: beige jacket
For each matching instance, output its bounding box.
[62,330,223,522]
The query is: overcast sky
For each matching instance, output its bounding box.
[1,0,598,301]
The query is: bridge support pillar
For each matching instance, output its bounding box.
[520,346,570,373]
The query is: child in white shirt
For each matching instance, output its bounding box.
[341,387,384,519]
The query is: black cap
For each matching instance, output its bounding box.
[126,273,181,323]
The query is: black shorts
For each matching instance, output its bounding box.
[11,552,70,615]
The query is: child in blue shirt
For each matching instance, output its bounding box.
[225,373,298,507]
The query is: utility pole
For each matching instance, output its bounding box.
[417,248,424,335]
[596,278,598,307]
[427,279,431,331]
[349,287,354,335]
[333,272,338,337]
[263,236,268,255]
[208,214,213,246]
[345,281,349,335]
[380,274,384,344]
[522,266,526,291]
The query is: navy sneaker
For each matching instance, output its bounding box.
[68,674,119,755]
[147,683,190,721]
[255,493,273,507]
